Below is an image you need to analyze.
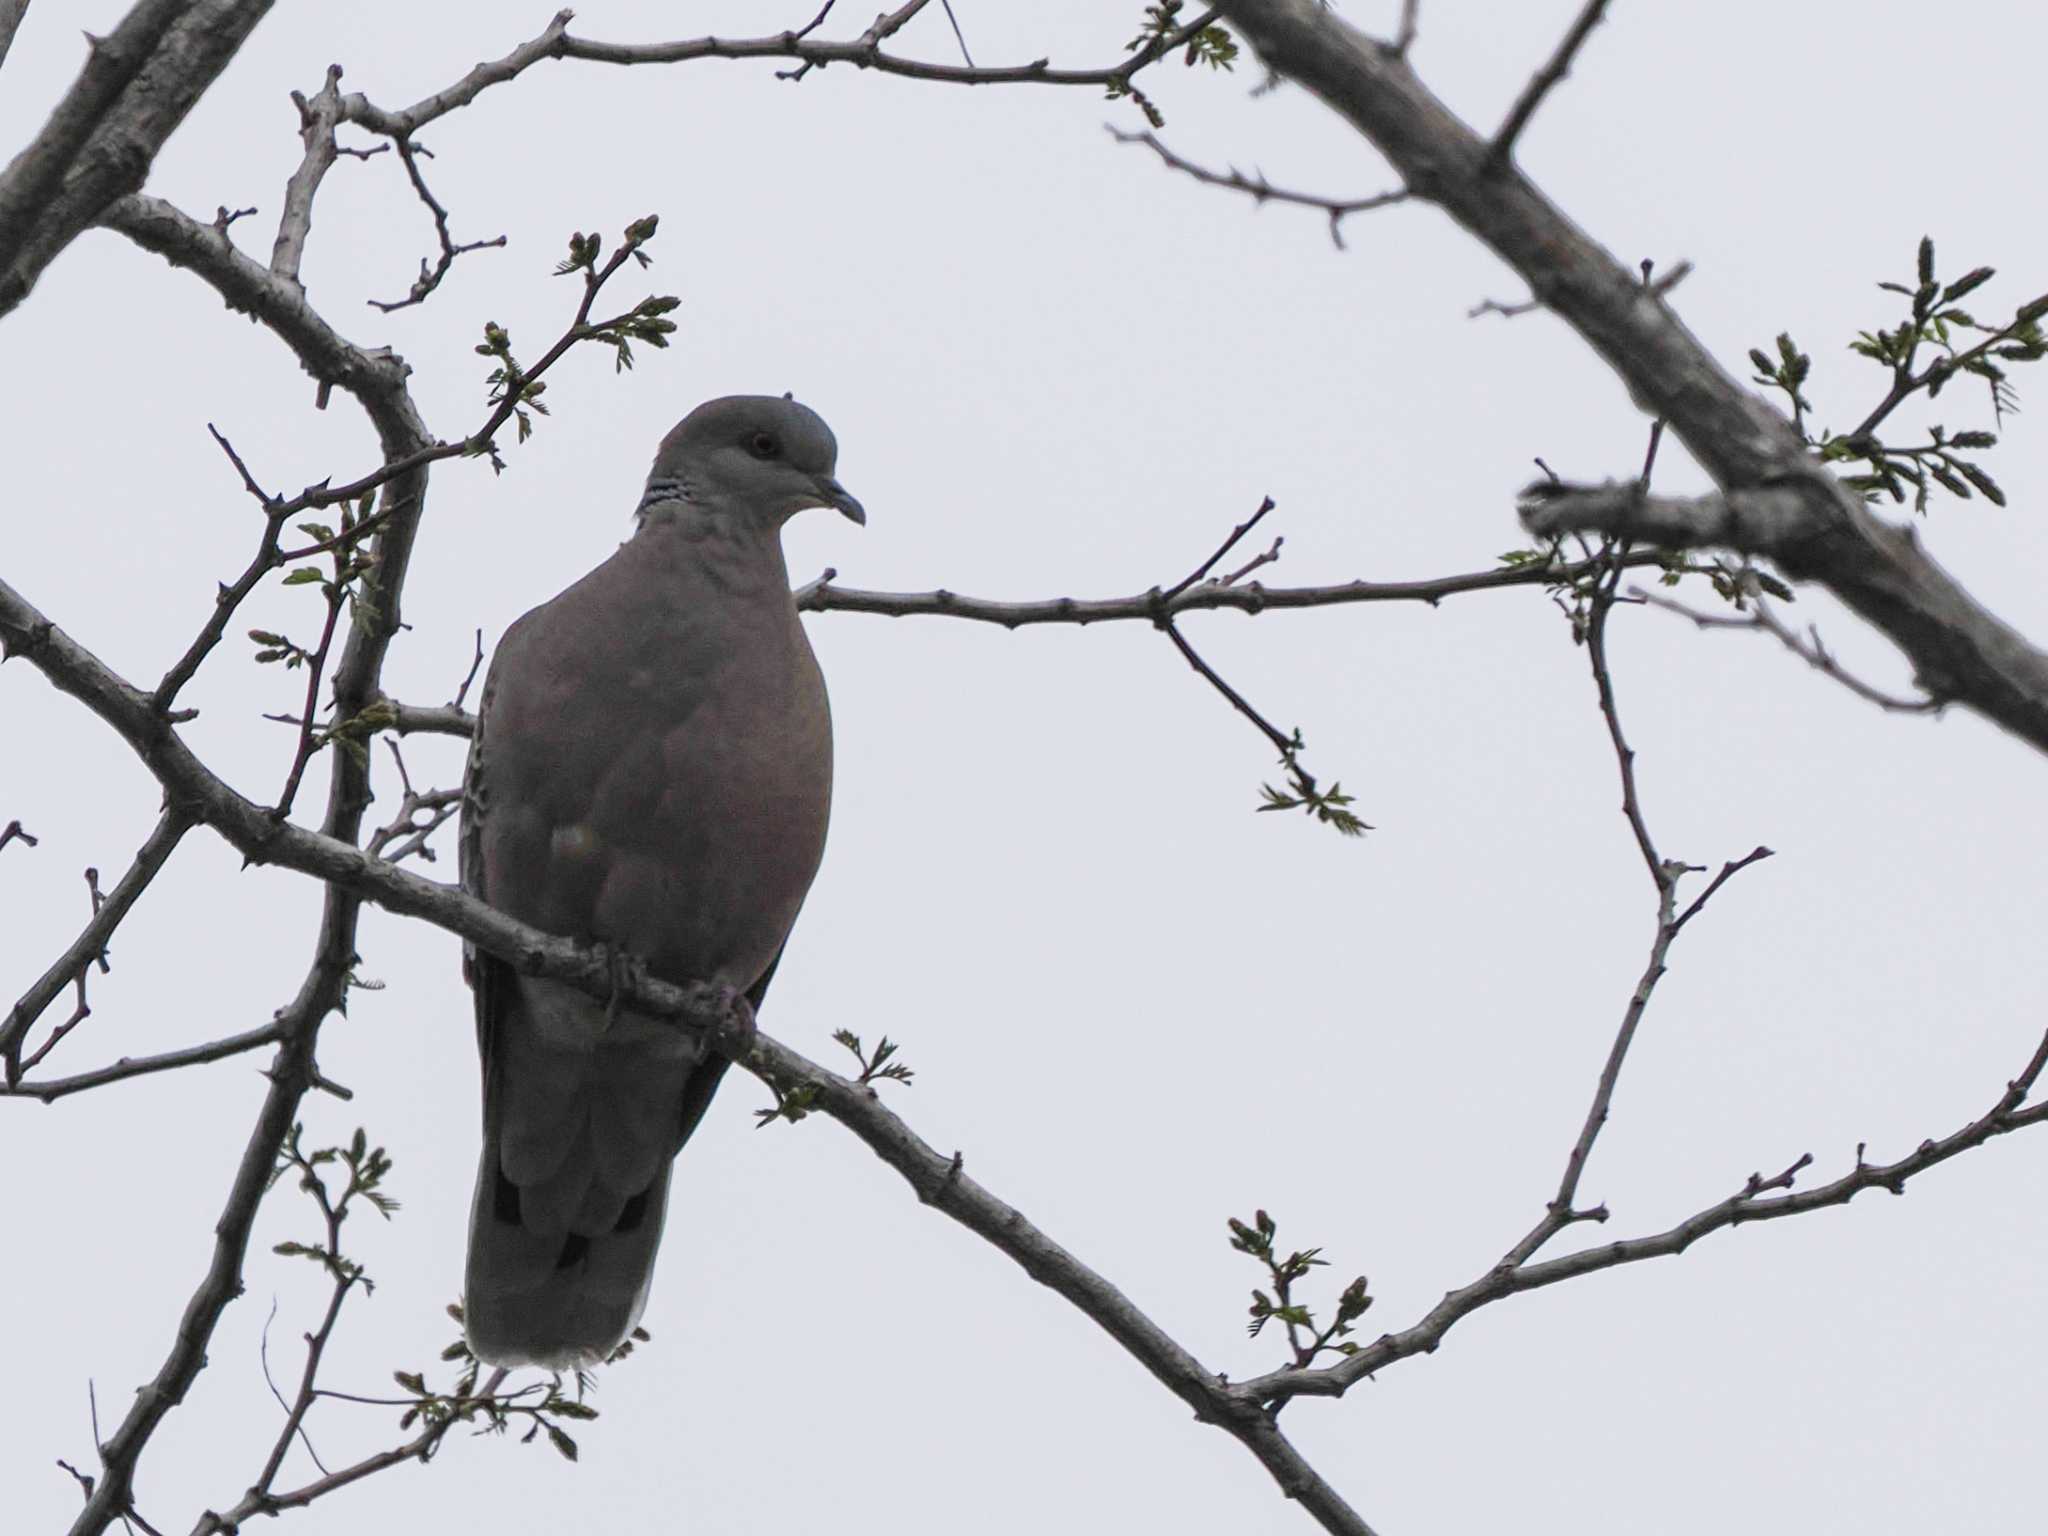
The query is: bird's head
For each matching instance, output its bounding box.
[640,395,865,527]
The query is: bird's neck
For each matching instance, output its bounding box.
[627,504,793,601]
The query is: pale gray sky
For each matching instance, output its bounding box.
[6,3,2047,1532]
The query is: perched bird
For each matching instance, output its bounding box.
[458,395,864,1369]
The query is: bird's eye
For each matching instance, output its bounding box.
[748,432,780,459]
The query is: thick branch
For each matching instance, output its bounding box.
[1211,0,2048,756]
[271,64,342,285]
[381,699,477,737]
[0,0,31,75]
[1517,480,1831,559]
[0,0,274,316]
[101,193,413,406]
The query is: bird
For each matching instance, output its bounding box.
[458,395,864,1369]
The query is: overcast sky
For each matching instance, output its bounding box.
[6,3,2048,1533]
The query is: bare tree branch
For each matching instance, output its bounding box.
[1638,573,1949,716]
[364,742,461,866]
[57,176,437,1536]
[1237,1012,2048,1412]
[10,543,2040,1533]
[7,10,2039,1532]
[380,700,478,738]
[69,954,353,1536]
[380,545,1677,753]
[1212,0,2048,757]
[0,0,31,75]
[364,136,507,312]
[100,194,413,409]
[0,0,274,316]
[0,562,1392,1529]
[1,809,193,1079]
[106,196,665,727]
[1487,0,1612,168]
[790,548,1670,626]
[1109,127,1410,249]
[1495,561,1773,1273]
[271,64,343,286]
[336,4,1226,147]
[1392,0,1420,56]
[0,1022,284,1103]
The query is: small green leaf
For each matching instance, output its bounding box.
[1942,267,1995,304]
[1956,460,2006,506]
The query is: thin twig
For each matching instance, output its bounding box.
[365,136,505,312]
[257,1300,329,1479]
[1637,581,1947,716]
[1,810,193,1081]
[1848,288,2048,440]
[0,1023,284,1103]
[938,0,973,66]
[1391,0,1419,55]
[1110,127,1410,250]
[1222,538,1284,586]
[365,742,461,865]
[340,5,1228,141]
[793,549,1672,628]
[249,1174,355,1502]
[1164,496,1277,601]
[1582,556,1666,888]
[1488,0,1612,169]
[161,232,658,722]
[1470,259,1690,323]
[452,628,484,708]
[1240,1009,2048,1409]
[1493,552,1775,1269]
[1158,621,1294,759]
[272,561,351,820]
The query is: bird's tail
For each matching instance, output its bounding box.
[463,980,701,1371]
[462,1137,676,1372]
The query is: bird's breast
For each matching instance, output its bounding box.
[481,593,832,993]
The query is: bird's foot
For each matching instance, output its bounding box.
[704,981,759,1060]
[596,942,645,1035]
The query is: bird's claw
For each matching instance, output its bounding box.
[707,982,759,1060]
[597,942,643,1034]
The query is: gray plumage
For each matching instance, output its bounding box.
[459,396,863,1369]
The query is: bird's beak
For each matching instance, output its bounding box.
[813,476,866,526]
